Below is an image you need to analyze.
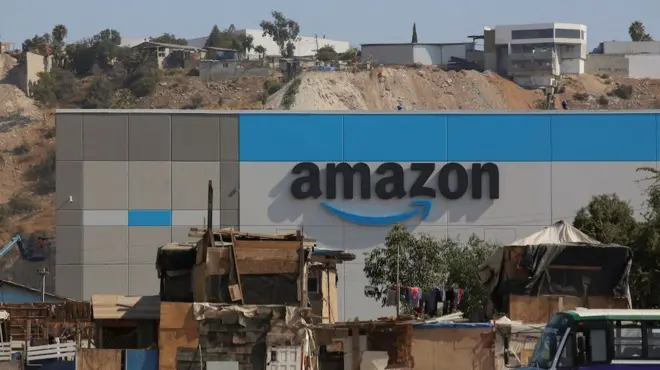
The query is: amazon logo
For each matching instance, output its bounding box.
[289,162,500,226]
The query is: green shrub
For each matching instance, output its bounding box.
[129,75,158,97]
[263,80,283,95]
[29,149,56,194]
[572,92,589,101]
[11,143,30,155]
[82,76,115,109]
[598,95,609,106]
[281,77,301,110]
[613,84,633,99]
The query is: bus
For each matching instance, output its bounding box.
[524,309,660,369]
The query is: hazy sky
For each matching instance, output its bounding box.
[1,0,658,49]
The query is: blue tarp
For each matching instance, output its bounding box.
[126,349,158,370]
[413,322,493,329]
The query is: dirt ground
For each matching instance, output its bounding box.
[267,66,543,110]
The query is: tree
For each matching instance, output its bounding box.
[339,48,358,62]
[51,25,69,68]
[51,24,68,45]
[363,224,497,320]
[205,25,224,48]
[151,33,188,45]
[239,34,255,57]
[573,194,639,246]
[254,45,267,59]
[316,45,337,62]
[66,29,122,75]
[412,23,418,44]
[629,21,653,41]
[571,167,660,309]
[259,11,300,57]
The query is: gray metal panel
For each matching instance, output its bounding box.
[220,162,239,209]
[128,161,172,209]
[551,162,651,222]
[171,162,220,209]
[83,210,128,226]
[82,226,129,264]
[56,161,83,210]
[128,113,171,161]
[128,264,160,296]
[55,226,83,265]
[206,362,239,370]
[55,265,83,300]
[57,210,82,226]
[171,115,220,161]
[82,114,129,161]
[129,226,172,264]
[82,265,128,298]
[448,162,551,226]
[219,115,239,161]
[171,226,202,244]
[56,114,83,161]
[83,161,128,210]
[219,210,238,228]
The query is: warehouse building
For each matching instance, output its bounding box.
[55,111,655,319]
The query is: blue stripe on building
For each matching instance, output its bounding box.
[128,210,172,226]
[238,113,660,162]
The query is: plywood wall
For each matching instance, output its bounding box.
[76,349,122,370]
[509,295,629,323]
[412,327,494,370]
[159,303,199,370]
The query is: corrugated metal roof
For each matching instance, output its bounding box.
[91,295,160,320]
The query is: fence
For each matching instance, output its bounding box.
[27,342,76,362]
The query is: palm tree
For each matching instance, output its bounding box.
[629,21,653,41]
[51,24,68,45]
[51,25,68,67]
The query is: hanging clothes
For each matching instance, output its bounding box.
[456,288,464,309]
[444,287,456,315]
[409,287,421,307]
[424,289,437,315]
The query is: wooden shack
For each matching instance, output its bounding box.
[479,221,631,323]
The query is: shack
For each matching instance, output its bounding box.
[157,228,314,305]
[159,302,315,370]
[478,221,631,323]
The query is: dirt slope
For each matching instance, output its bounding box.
[556,74,660,109]
[267,66,543,110]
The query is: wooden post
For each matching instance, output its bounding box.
[351,327,361,370]
[298,229,307,308]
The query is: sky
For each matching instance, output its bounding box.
[1,0,659,50]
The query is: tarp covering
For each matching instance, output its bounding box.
[509,220,601,246]
[479,221,633,314]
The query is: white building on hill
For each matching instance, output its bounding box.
[187,29,350,58]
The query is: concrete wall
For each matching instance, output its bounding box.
[18,52,52,95]
[361,44,414,65]
[585,54,630,76]
[586,54,660,78]
[603,41,660,55]
[362,44,472,65]
[628,55,660,78]
[57,111,659,321]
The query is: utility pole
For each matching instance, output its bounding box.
[37,268,48,302]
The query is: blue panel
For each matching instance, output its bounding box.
[126,349,158,370]
[128,210,172,226]
[552,113,657,161]
[447,114,552,161]
[239,113,343,161]
[342,114,447,161]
